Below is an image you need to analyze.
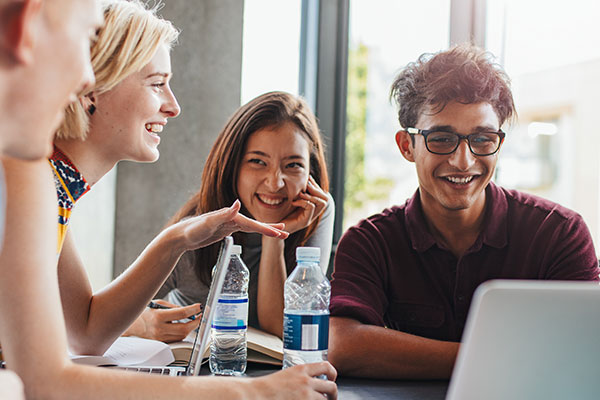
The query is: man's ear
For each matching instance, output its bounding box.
[0,0,42,64]
[395,130,415,162]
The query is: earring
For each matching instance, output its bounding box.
[88,104,96,115]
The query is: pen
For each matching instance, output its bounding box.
[147,301,200,321]
[148,300,172,310]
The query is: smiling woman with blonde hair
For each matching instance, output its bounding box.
[50,0,286,351]
[56,0,179,142]
[35,1,338,398]
[25,0,336,399]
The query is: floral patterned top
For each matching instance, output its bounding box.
[48,146,90,253]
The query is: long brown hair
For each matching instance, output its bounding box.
[169,91,329,285]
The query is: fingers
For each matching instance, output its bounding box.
[291,198,316,212]
[178,199,291,251]
[304,361,338,382]
[306,362,338,400]
[281,194,320,234]
[207,200,289,238]
[292,192,326,225]
[170,318,201,338]
[298,191,327,210]
[298,177,328,220]
[287,362,337,399]
[311,379,337,399]
[157,318,200,343]
[156,303,202,321]
[146,307,201,342]
[306,175,328,200]
[268,222,286,231]
[152,299,178,307]
[233,212,289,238]
[230,199,241,212]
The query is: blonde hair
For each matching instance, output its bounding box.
[56,0,179,140]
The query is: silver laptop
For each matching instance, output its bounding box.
[447,279,600,400]
[117,236,233,376]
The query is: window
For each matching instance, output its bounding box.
[487,0,600,249]
[241,0,302,103]
[343,0,451,230]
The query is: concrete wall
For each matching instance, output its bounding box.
[112,0,244,276]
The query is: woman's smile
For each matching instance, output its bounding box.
[237,122,310,223]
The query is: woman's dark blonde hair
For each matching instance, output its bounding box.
[170,91,329,285]
[56,0,179,140]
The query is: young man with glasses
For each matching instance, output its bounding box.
[328,44,600,379]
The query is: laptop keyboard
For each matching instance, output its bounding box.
[115,366,186,376]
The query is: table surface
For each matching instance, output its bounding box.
[204,362,449,400]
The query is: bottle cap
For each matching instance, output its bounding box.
[231,244,242,255]
[296,246,320,262]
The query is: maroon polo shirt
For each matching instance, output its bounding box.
[330,182,600,342]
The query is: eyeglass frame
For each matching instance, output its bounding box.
[405,127,506,156]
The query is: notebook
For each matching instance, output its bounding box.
[446,279,600,400]
[115,236,233,376]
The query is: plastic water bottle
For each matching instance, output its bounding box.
[283,247,331,368]
[210,244,249,375]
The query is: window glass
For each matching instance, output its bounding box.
[344,0,450,230]
[241,0,302,104]
[487,0,600,249]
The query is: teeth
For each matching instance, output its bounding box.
[258,195,284,205]
[145,123,163,133]
[446,176,474,184]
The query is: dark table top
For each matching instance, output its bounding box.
[204,362,449,400]
[334,376,448,400]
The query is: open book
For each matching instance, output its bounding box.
[70,336,175,367]
[170,327,283,366]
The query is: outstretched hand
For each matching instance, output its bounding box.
[175,200,289,252]
[279,175,328,234]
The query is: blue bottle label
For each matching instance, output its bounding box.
[283,313,329,351]
[212,297,248,329]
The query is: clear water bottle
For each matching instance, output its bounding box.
[210,244,249,375]
[283,246,331,368]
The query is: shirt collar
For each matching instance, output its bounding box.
[49,145,90,203]
[404,181,508,253]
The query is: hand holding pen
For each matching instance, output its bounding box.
[148,300,202,321]
[124,299,202,343]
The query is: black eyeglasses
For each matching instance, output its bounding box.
[406,127,505,156]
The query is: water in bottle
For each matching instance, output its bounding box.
[283,246,331,368]
[210,244,249,375]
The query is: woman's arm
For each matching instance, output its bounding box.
[59,200,288,354]
[0,158,337,400]
[256,236,287,336]
[257,177,331,337]
[304,194,335,273]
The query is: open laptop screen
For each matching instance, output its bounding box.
[446,279,600,400]
[186,236,233,376]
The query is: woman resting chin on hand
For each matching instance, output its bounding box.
[130,91,335,340]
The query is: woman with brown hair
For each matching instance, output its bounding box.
[129,91,334,339]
